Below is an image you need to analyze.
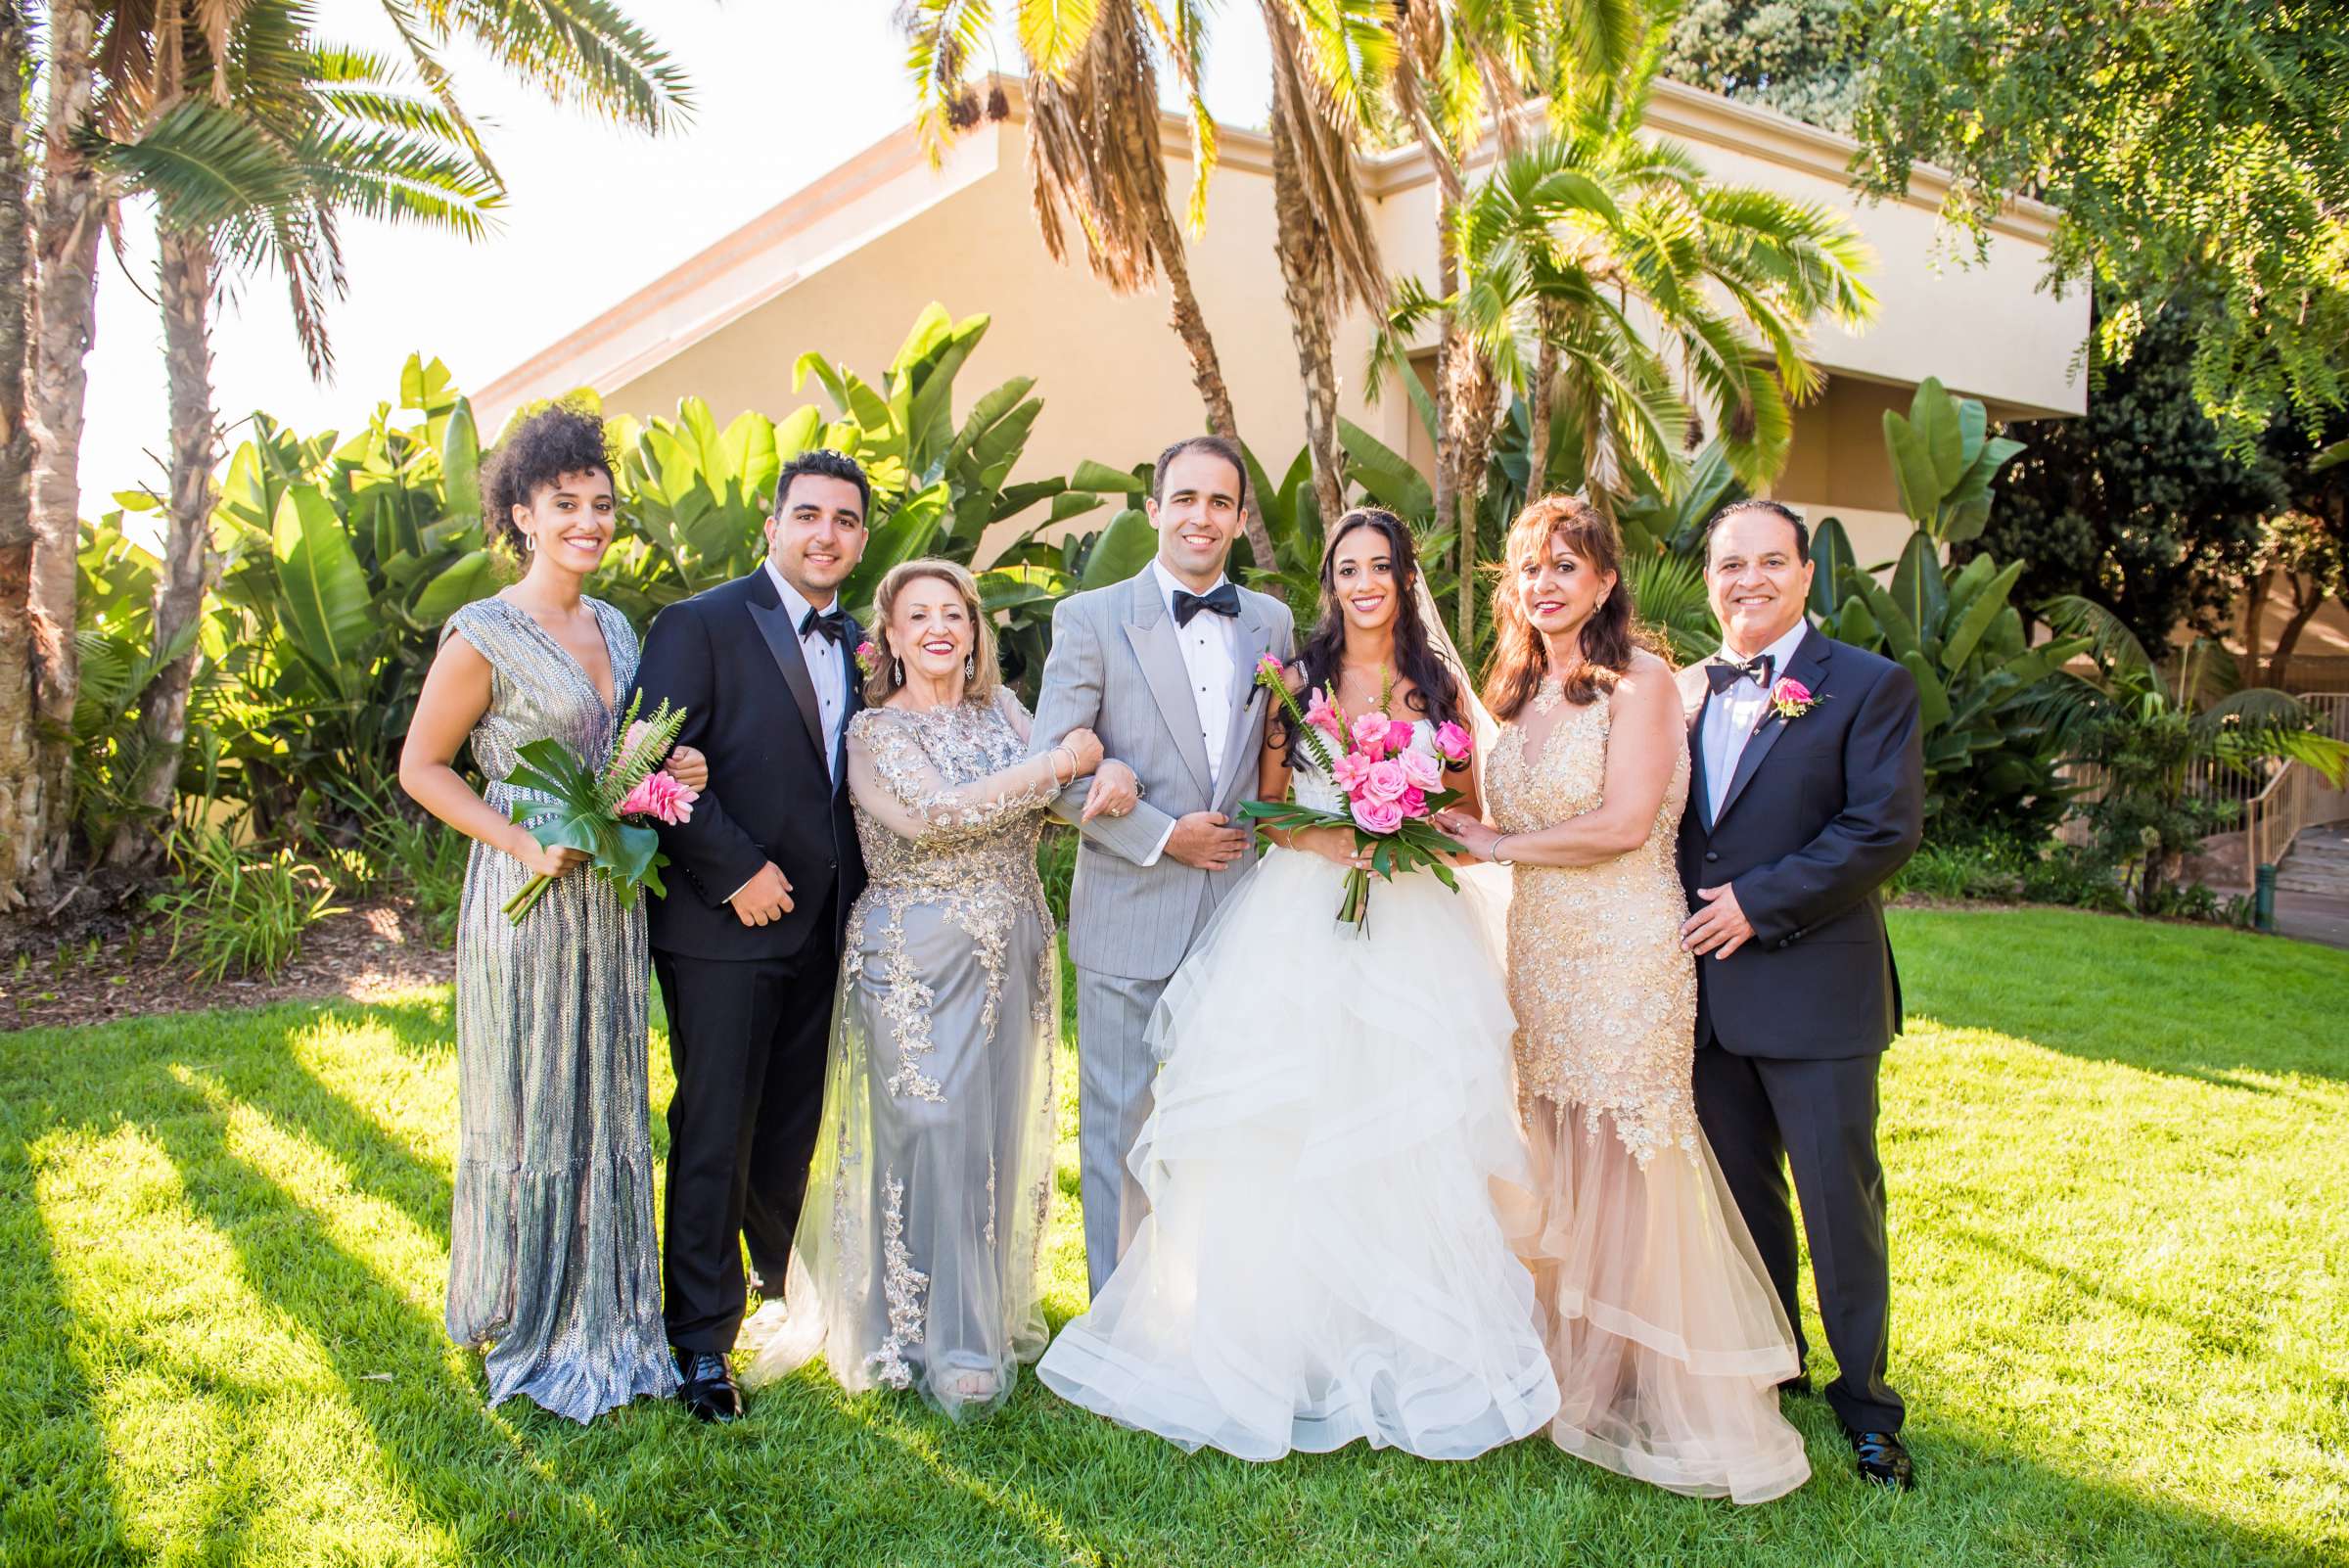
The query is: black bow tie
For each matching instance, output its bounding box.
[1706,652,1776,694]
[799,605,848,646]
[1173,582,1239,626]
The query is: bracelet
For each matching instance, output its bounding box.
[1051,745,1076,787]
[1492,834,1515,867]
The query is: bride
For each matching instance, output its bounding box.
[1036,507,1558,1461]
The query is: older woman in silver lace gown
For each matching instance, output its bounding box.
[399,409,699,1422]
[747,559,1107,1419]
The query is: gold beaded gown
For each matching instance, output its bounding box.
[746,689,1060,1420]
[1484,676,1810,1502]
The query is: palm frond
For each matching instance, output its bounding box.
[2040,594,2155,677]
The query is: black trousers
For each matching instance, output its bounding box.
[1692,1044,1905,1434]
[653,893,840,1354]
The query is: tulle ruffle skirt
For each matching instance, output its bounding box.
[1522,1099,1811,1502]
[1037,849,1558,1460]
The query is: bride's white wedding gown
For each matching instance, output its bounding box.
[1036,723,1559,1460]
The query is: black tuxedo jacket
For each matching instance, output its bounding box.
[629,568,867,962]
[1677,624,1924,1059]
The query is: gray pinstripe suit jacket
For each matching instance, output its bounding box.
[1029,566,1296,982]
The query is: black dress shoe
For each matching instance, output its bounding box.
[673,1348,744,1423]
[1845,1426,1915,1492]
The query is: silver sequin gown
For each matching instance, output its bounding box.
[746,689,1060,1420]
[441,595,677,1422]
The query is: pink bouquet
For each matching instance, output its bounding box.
[501,693,698,923]
[1242,656,1473,928]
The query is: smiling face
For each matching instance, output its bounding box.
[1513,527,1616,644]
[1148,446,1246,587]
[1327,520,1405,635]
[1706,507,1814,655]
[886,572,975,687]
[513,468,618,576]
[765,473,869,606]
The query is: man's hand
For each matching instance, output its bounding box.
[1681,883,1754,958]
[1164,810,1247,872]
[1082,760,1139,823]
[731,861,795,927]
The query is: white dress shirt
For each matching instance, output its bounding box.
[730,562,850,905]
[1701,618,1811,823]
[1139,559,1240,867]
[766,558,848,782]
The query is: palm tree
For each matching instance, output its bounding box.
[1291,0,1641,649]
[0,1,37,909]
[7,0,689,883]
[904,0,1282,566]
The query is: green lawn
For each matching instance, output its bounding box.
[3,909,2344,1567]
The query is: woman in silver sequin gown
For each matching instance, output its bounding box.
[746,560,1099,1420]
[399,411,690,1422]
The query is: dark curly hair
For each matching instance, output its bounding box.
[482,401,615,557]
[1273,507,1465,771]
[774,447,872,523]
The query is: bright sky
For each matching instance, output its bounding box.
[78,3,1274,512]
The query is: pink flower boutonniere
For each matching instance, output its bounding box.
[1769,676,1820,720]
[853,639,881,679]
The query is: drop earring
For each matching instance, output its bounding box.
[964,652,976,680]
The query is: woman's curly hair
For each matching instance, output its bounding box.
[482,400,615,557]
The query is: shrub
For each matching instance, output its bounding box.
[151,824,346,984]
[1036,825,1079,928]
[362,813,470,948]
[1891,840,2024,902]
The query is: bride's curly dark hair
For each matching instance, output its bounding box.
[1272,507,1465,772]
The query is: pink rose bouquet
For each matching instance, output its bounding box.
[501,692,698,923]
[1240,655,1473,928]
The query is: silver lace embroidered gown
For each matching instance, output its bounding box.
[746,689,1061,1420]
[440,596,677,1422]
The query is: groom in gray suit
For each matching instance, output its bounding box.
[1031,436,1296,1297]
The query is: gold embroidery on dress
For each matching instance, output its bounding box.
[1486,685,1702,1167]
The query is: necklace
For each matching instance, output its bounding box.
[1530,674,1567,715]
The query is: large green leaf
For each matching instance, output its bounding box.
[1900,649,1953,731]
[1882,410,1941,529]
[1888,530,1947,637]
[1809,515,1857,621]
[1338,419,1435,521]
[1080,508,1158,590]
[272,483,375,698]
[412,549,499,624]
[1940,558,2022,672]
[1909,377,1965,492]
[441,398,480,518]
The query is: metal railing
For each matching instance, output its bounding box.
[2243,692,2349,893]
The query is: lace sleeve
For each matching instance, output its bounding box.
[848,707,1062,847]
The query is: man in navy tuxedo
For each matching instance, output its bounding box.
[1675,500,1924,1490]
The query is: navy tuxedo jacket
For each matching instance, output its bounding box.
[629,568,867,963]
[1676,625,1924,1059]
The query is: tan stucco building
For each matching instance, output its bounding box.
[483,75,2089,576]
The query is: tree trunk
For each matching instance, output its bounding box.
[2265,575,2325,691]
[2237,566,2272,688]
[1526,326,1558,501]
[1267,82,1344,529]
[1140,201,1276,571]
[110,225,218,868]
[23,0,101,896]
[0,1,37,909]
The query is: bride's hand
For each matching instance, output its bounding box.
[1433,809,1501,860]
[1294,825,1370,869]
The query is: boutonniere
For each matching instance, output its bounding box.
[853,639,881,679]
[1769,676,1821,720]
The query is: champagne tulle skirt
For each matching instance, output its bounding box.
[1036,849,1558,1461]
[1522,1100,1811,1502]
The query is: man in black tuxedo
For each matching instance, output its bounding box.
[630,448,871,1420]
[1676,500,1925,1490]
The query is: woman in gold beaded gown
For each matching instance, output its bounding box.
[746,560,1107,1419]
[1439,496,1810,1502]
